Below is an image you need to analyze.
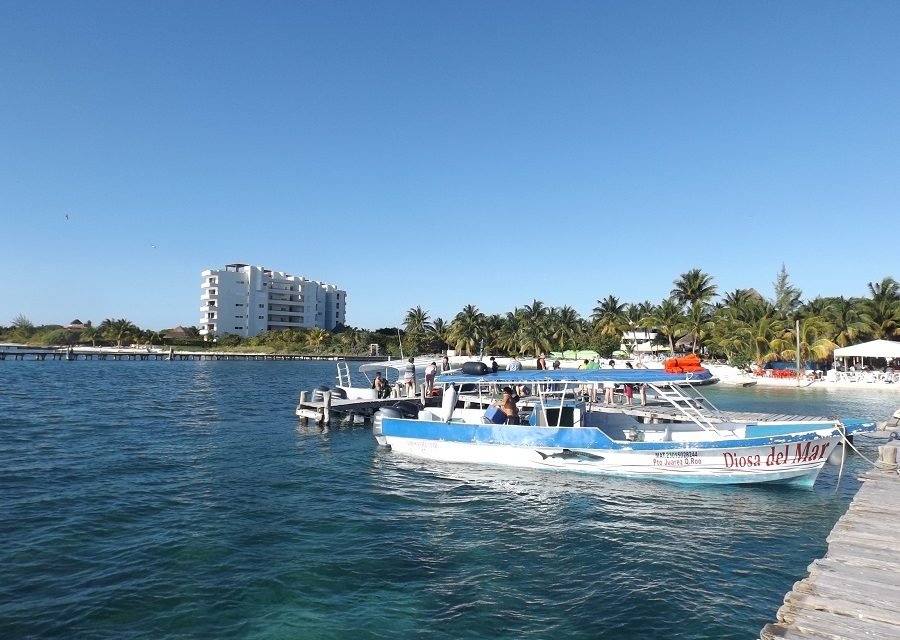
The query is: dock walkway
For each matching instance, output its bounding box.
[760,442,900,639]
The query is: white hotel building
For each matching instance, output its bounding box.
[200,263,346,339]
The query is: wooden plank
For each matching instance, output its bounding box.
[777,596,900,640]
[761,622,839,640]
[778,607,898,640]
[795,571,900,608]
[816,551,900,573]
[845,499,900,518]
[828,519,900,545]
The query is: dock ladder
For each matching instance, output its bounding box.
[336,361,351,387]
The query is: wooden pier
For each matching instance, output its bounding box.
[760,441,900,639]
[0,348,350,362]
[295,390,414,425]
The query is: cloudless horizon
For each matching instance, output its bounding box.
[2,1,898,331]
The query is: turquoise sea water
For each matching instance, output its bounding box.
[1,360,898,639]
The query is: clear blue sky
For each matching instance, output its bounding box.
[2,1,898,331]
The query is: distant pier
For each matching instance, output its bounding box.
[0,348,384,362]
[760,440,900,639]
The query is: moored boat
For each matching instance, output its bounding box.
[372,368,876,487]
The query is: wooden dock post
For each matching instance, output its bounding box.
[298,391,308,425]
[321,390,331,425]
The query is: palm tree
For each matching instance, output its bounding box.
[822,297,868,347]
[867,276,900,304]
[644,298,685,354]
[141,329,162,346]
[306,327,329,353]
[448,304,486,355]
[80,325,100,347]
[521,299,548,324]
[860,277,900,339]
[747,314,787,365]
[671,269,718,309]
[403,306,432,334]
[617,303,650,356]
[721,288,757,309]
[591,295,627,338]
[518,318,551,357]
[481,314,504,354]
[772,317,837,368]
[518,299,549,355]
[99,318,140,346]
[679,303,714,354]
[495,311,523,355]
[428,317,449,352]
[707,308,751,363]
[549,306,582,350]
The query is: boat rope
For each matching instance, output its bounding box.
[835,422,900,475]
[835,421,847,491]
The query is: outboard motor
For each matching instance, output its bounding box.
[310,385,330,402]
[442,383,458,422]
[392,400,422,418]
[373,406,405,448]
[330,387,348,400]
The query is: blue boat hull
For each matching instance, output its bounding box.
[374,417,870,486]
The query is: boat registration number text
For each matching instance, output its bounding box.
[653,450,701,467]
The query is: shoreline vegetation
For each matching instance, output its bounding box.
[4,268,899,372]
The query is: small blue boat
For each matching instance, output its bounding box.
[372,368,876,487]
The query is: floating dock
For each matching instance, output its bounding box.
[760,441,900,639]
[295,390,425,425]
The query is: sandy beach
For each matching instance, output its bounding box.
[705,364,900,393]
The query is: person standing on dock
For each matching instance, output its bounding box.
[404,357,416,397]
[424,361,437,395]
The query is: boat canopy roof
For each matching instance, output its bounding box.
[436,368,713,385]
